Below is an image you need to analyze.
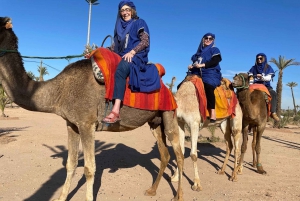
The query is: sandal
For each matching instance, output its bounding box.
[101,111,121,124]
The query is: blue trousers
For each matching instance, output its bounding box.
[113,59,131,100]
[268,87,277,113]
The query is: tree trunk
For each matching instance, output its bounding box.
[291,87,297,116]
[276,69,283,117]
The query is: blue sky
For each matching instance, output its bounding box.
[2,0,300,109]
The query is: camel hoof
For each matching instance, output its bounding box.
[217,170,225,175]
[192,184,203,192]
[230,176,238,182]
[257,164,267,174]
[144,188,156,196]
[257,169,267,175]
[171,196,184,201]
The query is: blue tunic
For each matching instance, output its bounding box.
[248,53,275,89]
[190,46,222,88]
[114,18,160,93]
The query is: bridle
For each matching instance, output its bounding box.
[233,73,249,89]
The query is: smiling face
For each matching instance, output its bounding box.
[203,35,214,47]
[120,5,132,21]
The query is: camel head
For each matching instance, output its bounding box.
[232,73,249,89]
[0,17,18,51]
[0,17,12,29]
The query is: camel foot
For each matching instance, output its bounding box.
[253,162,257,167]
[192,184,203,192]
[237,166,243,175]
[257,164,267,174]
[191,178,202,191]
[217,169,225,175]
[144,188,156,196]
[171,195,184,201]
[230,174,238,182]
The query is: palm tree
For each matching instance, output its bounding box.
[166,77,176,94]
[37,61,49,81]
[269,55,300,118]
[286,82,298,116]
[85,0,99,46]
[26,71,38,81]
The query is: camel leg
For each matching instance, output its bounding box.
[53,121,80,201]
[146,123,170,196]
[79,123,96,201]
[251,126,257,167]
[237,125,249,175]
[171,120,185,182]
[189,121,202,191]
[163,111,184,201]
[255,125,267,174]
[218,120,233,176]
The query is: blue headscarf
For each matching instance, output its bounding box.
[191,32,215,62]
[254,53,268,73]
[114,0,136,53]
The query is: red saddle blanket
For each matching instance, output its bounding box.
[249,84,271,115]
[88,47,177,111]
[187,75,238,121]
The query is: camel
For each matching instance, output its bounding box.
[170,77,243,191]
[232,73,268,175]
[0,17,184,201]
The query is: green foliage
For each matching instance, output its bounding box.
[205,124,221,142]
[0,84,10,117]
[277,116,290,128]
[26,71,38,81]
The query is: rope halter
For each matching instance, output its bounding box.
[234,73,249,89]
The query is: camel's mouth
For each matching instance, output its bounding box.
[5,20,13,29]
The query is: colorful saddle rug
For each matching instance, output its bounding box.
[186,75,238,121]
[87,47,177,111]
[249,84,271,116]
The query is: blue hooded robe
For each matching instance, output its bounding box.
[114,0,160,92]
[190,33,222,88]
[248,53,275,89]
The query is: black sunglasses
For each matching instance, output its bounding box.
[256,57,263,61]
[204,36,214,41]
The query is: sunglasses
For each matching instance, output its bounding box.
[120,8,131,13]
[204,37,214,41]
[256,57,263,61]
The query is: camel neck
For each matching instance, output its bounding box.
[0,52,56,113]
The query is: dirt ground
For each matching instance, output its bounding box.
[1,107,300,201]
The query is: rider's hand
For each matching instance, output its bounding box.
[122,50,136,62]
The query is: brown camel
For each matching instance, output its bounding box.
[232,73,268,174]
[170,78,243,191]
[0,17,184,201]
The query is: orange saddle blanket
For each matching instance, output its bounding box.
[88,47,177,111]
[187,75,238,121]
[249,84,272,115]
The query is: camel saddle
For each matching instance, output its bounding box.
[249,84,272,116]
[86,47,177,111]
[184,75,238,121]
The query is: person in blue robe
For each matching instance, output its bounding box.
[102,0,160,124]
[187,32,222,124]
[248,53,280,121]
